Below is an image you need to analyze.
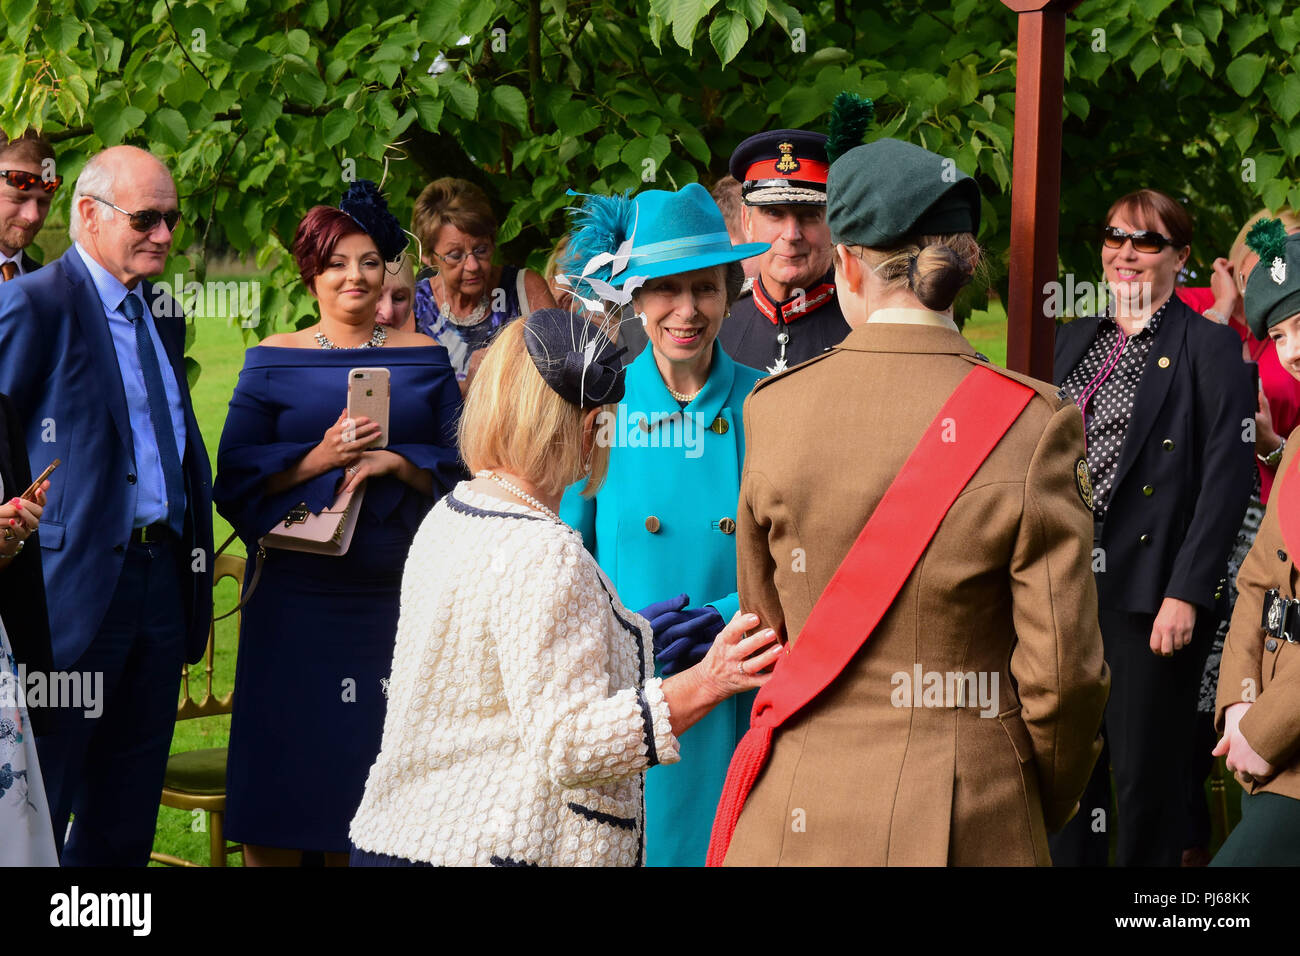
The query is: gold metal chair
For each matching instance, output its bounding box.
[149,552,245,867]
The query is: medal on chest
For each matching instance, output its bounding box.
[768,329,790,374]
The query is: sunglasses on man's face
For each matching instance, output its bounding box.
[88,195,180,234]
[1102,226,1178,254]
[0,169,61,194]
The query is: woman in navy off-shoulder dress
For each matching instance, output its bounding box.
[213,196,464,865]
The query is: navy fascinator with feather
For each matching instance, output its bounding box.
[339,180,407,261]
[523,308,626,409]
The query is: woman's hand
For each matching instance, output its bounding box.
[1149,596,1196,656]
[340,449,400,494]
[314,408,382,472]
[1256,388,1281,459]
[661,611,785,738]
[0,484,47,563]
[265,411,384,496]
[340,449,435,496]
[1212,702,1275,780]
[1209,257,1240,321]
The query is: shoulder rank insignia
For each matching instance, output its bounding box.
[1075,458,1094,512]
[774,141,801,175]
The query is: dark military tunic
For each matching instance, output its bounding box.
[717,270,850,373]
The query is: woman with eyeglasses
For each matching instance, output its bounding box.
[1049,188,1257,867]
[411,178,556,395]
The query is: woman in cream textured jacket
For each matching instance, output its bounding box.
[349,310,781,867]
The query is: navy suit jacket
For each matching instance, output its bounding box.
[1054,296,1255,615]
[0,246,214,667]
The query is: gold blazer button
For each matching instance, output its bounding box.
[645,516,661,533]
[709,416,729,435]
[1157,356,1171,369]
[719,517,736,535]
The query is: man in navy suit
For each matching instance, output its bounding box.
[0,129,58,279]
[0,145,214,865]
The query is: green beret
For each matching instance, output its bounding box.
[1244,223,1300,340]
[826,138,981,248]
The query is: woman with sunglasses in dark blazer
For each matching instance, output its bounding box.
[1049,189,1256,866]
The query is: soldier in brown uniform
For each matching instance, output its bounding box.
[1214,224,1300,865]
[710,139,1110,866]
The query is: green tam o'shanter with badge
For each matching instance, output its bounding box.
[1244,217,1300,340]
[826,138,982,248]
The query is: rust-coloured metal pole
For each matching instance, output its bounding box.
[1000,0,1080,380]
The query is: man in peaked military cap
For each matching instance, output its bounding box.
[716,129,850,373]
[708,138,1109,866]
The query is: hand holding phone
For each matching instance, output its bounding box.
[22,458,59,501]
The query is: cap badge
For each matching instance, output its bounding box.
[1271,255,1287,285]
[775,141,801,175]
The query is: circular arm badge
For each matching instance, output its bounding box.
[1075,458,1094,512]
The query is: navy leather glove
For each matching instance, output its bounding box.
[642,599,725,676]
[637,593,690,628]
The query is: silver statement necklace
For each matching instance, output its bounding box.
[314,325,387,349]
[442,296,489,327]
[437,277,490,327]
[476,469,561,522]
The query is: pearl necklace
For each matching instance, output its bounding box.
[314,324,387,349]
[665,383,702,403]
[476,469,561,522]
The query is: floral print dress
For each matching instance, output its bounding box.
[0,470,57,865]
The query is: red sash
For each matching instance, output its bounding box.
[706,365,1035,866]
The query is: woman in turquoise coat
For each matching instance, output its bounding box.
[560,183,768,866]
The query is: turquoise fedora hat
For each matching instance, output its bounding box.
[615,182,769,287]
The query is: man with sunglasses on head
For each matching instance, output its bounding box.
[0,145,213,865]
[0,130,59,280]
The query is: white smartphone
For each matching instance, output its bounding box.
[347,367,391,449]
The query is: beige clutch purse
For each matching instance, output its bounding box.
[262,483,365,555]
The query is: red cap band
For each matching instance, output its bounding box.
[743,158,830,183]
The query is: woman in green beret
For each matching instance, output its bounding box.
[1213,224,1300,865]
[712,138,1109,867]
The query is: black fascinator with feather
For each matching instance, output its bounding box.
[339,180,407,261]
[523,307,627,409]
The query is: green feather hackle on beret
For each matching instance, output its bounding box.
[1243,224,1300,340]
[1246,217,1288,266]
[826,92,875,165]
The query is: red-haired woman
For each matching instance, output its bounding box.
[214,183,464,866]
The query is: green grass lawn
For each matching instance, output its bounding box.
[149,291,1239,865]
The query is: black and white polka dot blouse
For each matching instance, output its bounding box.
[1061,300,1172,518]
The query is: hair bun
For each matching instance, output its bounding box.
[339,180,407,261]
[910,243,972,311]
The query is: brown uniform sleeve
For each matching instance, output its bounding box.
[1008,400,1110,832]
[735,395,787,645]
[1215,498,1274,733]
[1218,437,1300,768]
